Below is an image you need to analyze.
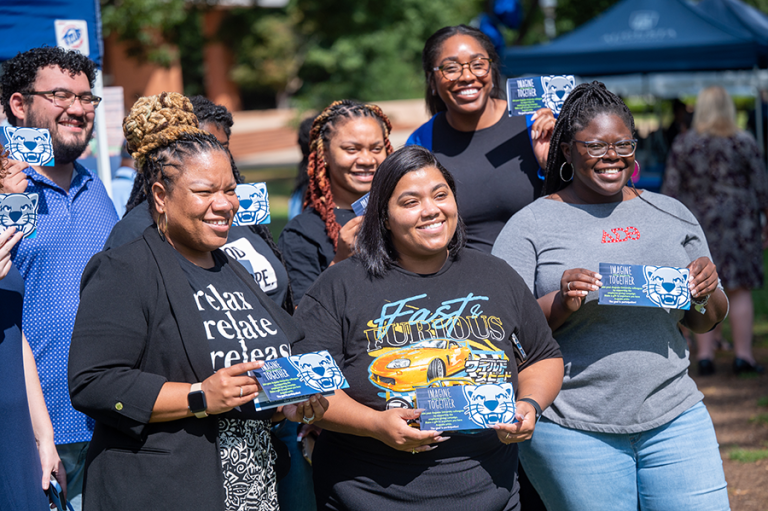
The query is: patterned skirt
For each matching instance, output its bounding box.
[219,418,279,511]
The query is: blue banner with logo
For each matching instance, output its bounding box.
[0,0,102,67]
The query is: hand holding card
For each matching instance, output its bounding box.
[598,262,691,310]
[506,75,575,117]
[251,351,349,411]
[417,383,518,432]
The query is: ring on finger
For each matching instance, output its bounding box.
[239,387,243,398]
[505,433,511,441]
[302,414,315,424]
[567,282,572,292]
[412,449,417,454]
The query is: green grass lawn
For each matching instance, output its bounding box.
[722,250,768,351]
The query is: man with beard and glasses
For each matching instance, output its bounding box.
[0,46,118,511]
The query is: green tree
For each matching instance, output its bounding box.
[290,0,484,108]
[223,9,309,109]
[101,0,189,67]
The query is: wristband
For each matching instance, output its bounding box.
[517,397,542,421]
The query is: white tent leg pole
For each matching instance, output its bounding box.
[94,70,112,197]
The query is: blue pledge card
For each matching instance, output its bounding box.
[417,383,517,431]
[0,192,39,239]
[233,182,270,226]
[251,350,349,410]
[0,127,55,166]
[351,193,369,217]
[598,263,691,310]
[506,75,575,117]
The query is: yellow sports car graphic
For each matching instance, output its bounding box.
[368,339,472,392]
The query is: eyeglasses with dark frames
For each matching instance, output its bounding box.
[572,139,637,158]
[433,58,492,82]
[23,90,102,110]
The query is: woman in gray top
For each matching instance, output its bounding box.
[492,82,730,511]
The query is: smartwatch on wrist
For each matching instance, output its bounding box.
[188,382,208,418]
[517,397,542,421]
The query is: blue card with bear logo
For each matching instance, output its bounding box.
[598,263,691,310]
[506,75,575,117]
[251,350,349,410]
[0,192,39,239]
[0,127,55,166]
[232,182,270,226]
[416,383,517,431]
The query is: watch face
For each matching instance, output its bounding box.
[188,390,207,413]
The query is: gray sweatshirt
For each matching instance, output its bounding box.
[492,192,712,434]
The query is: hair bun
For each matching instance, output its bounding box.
[123,91,203,170]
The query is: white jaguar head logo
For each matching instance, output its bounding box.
[234,183,270,226]
[4,127,54,166]
[0,193,39,238]
[463,383,516,428]
[291,352,346,393]
[540,75,575,115]
[643,265,690,309]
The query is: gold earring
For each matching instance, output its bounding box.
[157,211,168,241]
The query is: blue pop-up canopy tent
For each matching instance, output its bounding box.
[697,0,768,59]
[502,0,763,76]
[0,0,103,66]
[0,0,112,192]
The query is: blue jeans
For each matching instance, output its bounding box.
[520,402,729,511]
[56,442,89,511]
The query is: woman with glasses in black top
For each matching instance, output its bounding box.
[407,25,555,254]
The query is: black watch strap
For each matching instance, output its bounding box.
[517,398,542,420]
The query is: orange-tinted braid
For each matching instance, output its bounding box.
[303,99,393,251]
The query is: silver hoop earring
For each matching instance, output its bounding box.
[560,162,574,182]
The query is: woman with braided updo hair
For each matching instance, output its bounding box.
[492,82,729,510]
[279,99,393,302]
[104,95,293,314]
[68,92,328,511]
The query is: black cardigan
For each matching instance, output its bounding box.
[69,227,303,511]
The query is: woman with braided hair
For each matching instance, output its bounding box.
[68,92,328,511]
[278,99,393,302]
[104,95,293,313]
[492,82,730,510]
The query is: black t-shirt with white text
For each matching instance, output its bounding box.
[177,251,290,420]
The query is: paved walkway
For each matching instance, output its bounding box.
[230,99,430,168]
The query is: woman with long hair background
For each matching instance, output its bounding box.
[663,86,768,375]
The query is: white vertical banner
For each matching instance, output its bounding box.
[55,19,112,195]
[93,71,112,196]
